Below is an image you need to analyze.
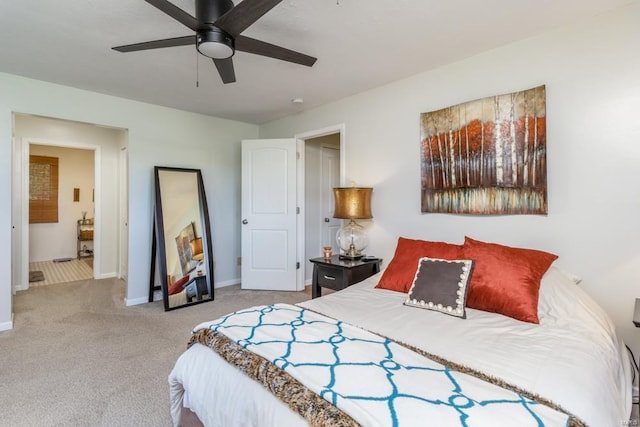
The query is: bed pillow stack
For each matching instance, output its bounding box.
[378,236,558,324]
[168,275,190,295]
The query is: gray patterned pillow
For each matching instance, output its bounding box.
[404,257,474,318]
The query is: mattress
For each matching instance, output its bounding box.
[169,266,632,426]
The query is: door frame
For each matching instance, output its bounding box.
[294,124,346,290]
[118,146,128,281]
[14,137,101,291]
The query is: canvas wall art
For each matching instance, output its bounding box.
[175,222,197,275]
[420,85,547,215]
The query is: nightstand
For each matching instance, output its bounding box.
[310,255,382,298]
[185,275,208,303]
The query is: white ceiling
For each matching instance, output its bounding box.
[0,0,630,124]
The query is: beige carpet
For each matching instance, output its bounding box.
[0,278,311,426]
[28,258,93,286]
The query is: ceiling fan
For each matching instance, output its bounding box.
[113,0,317,84]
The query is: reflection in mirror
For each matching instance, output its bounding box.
[150,166,214,311]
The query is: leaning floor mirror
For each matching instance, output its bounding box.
[149,166,214,311]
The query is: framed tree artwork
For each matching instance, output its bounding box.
[175,222,197,275]
[420,85,547,215]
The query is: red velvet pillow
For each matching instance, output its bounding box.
[376,237,464,293]
[168,275,190,295]
[462,237,558,324]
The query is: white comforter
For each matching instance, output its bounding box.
[169,267,632,426]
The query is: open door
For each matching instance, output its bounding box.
[241,139,298,291]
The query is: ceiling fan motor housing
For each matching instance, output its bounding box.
[196,0,234,24]
[196,0,235,59]
[197,29,235,59]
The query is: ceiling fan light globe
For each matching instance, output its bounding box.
[196,31,234,59]
[197,41,233,59]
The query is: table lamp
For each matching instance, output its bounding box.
[333,187,373,259]
[190,237,204,262]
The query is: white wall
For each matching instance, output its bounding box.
[261,3,640,353]
[28,144,95,262]
[0,73,259,330]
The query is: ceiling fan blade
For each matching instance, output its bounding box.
[215,0,282,37]
[213,58,236,84]
[235,36,317,67]
[144,0,207,31]
[112,35,195,53]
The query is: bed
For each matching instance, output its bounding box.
[167,272,209,307]
[168,237,632,426]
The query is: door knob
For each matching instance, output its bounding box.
[242,219,248,225]
[324,218,330,222]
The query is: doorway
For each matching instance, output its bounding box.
[27,144,96,287]
[18,140,99,290]
[11,113,127,293]
[296,124,345,286]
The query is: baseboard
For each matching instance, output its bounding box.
[125,296,149,306]
[210,278,310,290]
[14,283,28,292]
[214,278,241,288]
[0,314,14,332]
[98,272,117,280]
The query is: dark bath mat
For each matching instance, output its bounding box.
[29,271,45,282]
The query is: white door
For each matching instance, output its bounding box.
[321,147,341,255]
[241,139,298,291]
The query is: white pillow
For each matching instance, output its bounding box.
[538,267,616,340]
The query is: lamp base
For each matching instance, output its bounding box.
[339,243,364,260]
[339,253,364,260]
[336,219,369,261]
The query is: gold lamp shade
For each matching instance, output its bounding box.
[190,237,204,262]
[333,187,373,259]
[333,187,373,219]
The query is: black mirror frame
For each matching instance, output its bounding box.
[149,166,215,311]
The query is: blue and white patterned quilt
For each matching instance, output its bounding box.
[196,303,578,426]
